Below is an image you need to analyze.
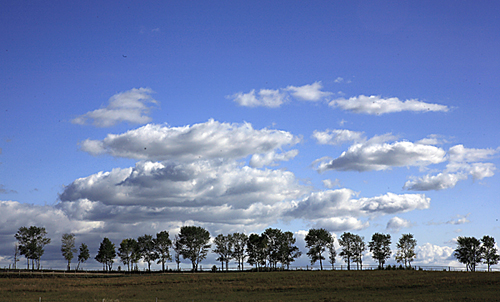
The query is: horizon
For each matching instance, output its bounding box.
[1,1,499,271]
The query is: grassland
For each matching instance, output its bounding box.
[1,270,499,301]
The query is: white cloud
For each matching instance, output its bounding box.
[416,134,448,146]
[80,119,300,164]
[404,172,468,191]
[414,243,456,266]
[386,216,412,232]
[286,190,429,221]
[312,129,365,146]
[313,217,369,232]
[322,179,341,189]
[405,145,498,191]
[72,88,157,127]
[229,89,287,108]
[446,214,470,225]
[329,95,449,114]
[59,160,306,209]
[285,81,332,101]
[315,136,446,173]
[249,149,299,168]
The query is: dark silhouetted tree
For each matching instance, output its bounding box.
[231,232,248,271]
[247,233,267,271]
[369,233,392,269]
[138,234,159,271]
[172,235,182,271]
[178,226,211,271]
[118,238,137,271]
[61,233,76,271]
[15,226,51,270]
[95,237,116,271]
[155,231,172,272]
[454,236,483,272]
[213,234,233,271]
[76,243,90,271]
[279,231,301,269]
[352,234,365,270]
[305,228,333,270]
[481,235,499,272]
[395,233,417,268]
[327,240,336,270]
[339,232,357,270]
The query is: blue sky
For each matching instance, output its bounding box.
[1,0,500,270]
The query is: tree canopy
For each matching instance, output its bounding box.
[178,226,211,271]
[305,228,333,270]
[14,226,51,270]
[395,233,417,268]
[368,233,391,269]
[61,233,76,271]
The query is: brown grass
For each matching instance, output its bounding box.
[1,270,499,301]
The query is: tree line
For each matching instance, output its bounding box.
[12,225,500,272]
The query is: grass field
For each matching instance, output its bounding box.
[1,270,499,301]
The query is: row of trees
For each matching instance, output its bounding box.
[13,226,499,272]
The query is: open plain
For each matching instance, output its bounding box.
[1,270,499,301]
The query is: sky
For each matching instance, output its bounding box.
[1,0,500,270]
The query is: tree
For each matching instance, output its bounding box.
[368,233,392,269]
[327,240,336,270]
[246,233,267,271]
[231,232,248,271]
[155,231,172,272]
[395,233,417,268]
[118,238,138,272]
[213,234,233,271]
[15,226,51,270]
[305,228,333,270]
[95,237,116,271]
[279,231,301,269]
[61,233,76,271]
[177,226,211,271]
[352,234,365,270]
[339,232,356,270]
[172,235,182,271]
[263,228,283,269]
[13,243,20,270]
[138,234,159,271]
[76,243,90,271]
[454,236,483,272]
[481,235,500,272]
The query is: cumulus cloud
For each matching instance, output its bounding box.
[72,88,157,127]
[405,145,498,191]
[446,214,470,225]
[329,95,449,115]
[312,129,365,146]
[249,149,299,168]
[315,135,446,173]
[229,89,287,108]
[285,81,332,101]
[60,160,306,209]
[414,243,456,266]
[386,216,412,232]
[286,190,429,225]
[322,179,341,189]
[80,119,300,164]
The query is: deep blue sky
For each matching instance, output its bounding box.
[1,0,499,270]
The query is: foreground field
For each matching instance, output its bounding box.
[1,270,499,301]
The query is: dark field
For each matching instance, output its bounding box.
[1,270,499,301]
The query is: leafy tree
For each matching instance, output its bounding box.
[213,234,233,271]
[352,234,366,270]
[172,235,182,271]
[395,233,417,268]
[246,233,267,271]
[368,233,392,269]
[138,234,159,271]
[454,236,483,272]
[279,231,301,269]
[13,243,20,270]
[305,228,333,270]
[95,237,116,271]
[178,226,211,271]
[263,228,284,269]
[327,240,336,270]
[61,233,77,271]
[339,232,357,270]
[76,243,90,271]
[155,231,172,272]
[481,235,500,272]
[15,226,51,270]
[231,232,248,271]
[118,238,138,271]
